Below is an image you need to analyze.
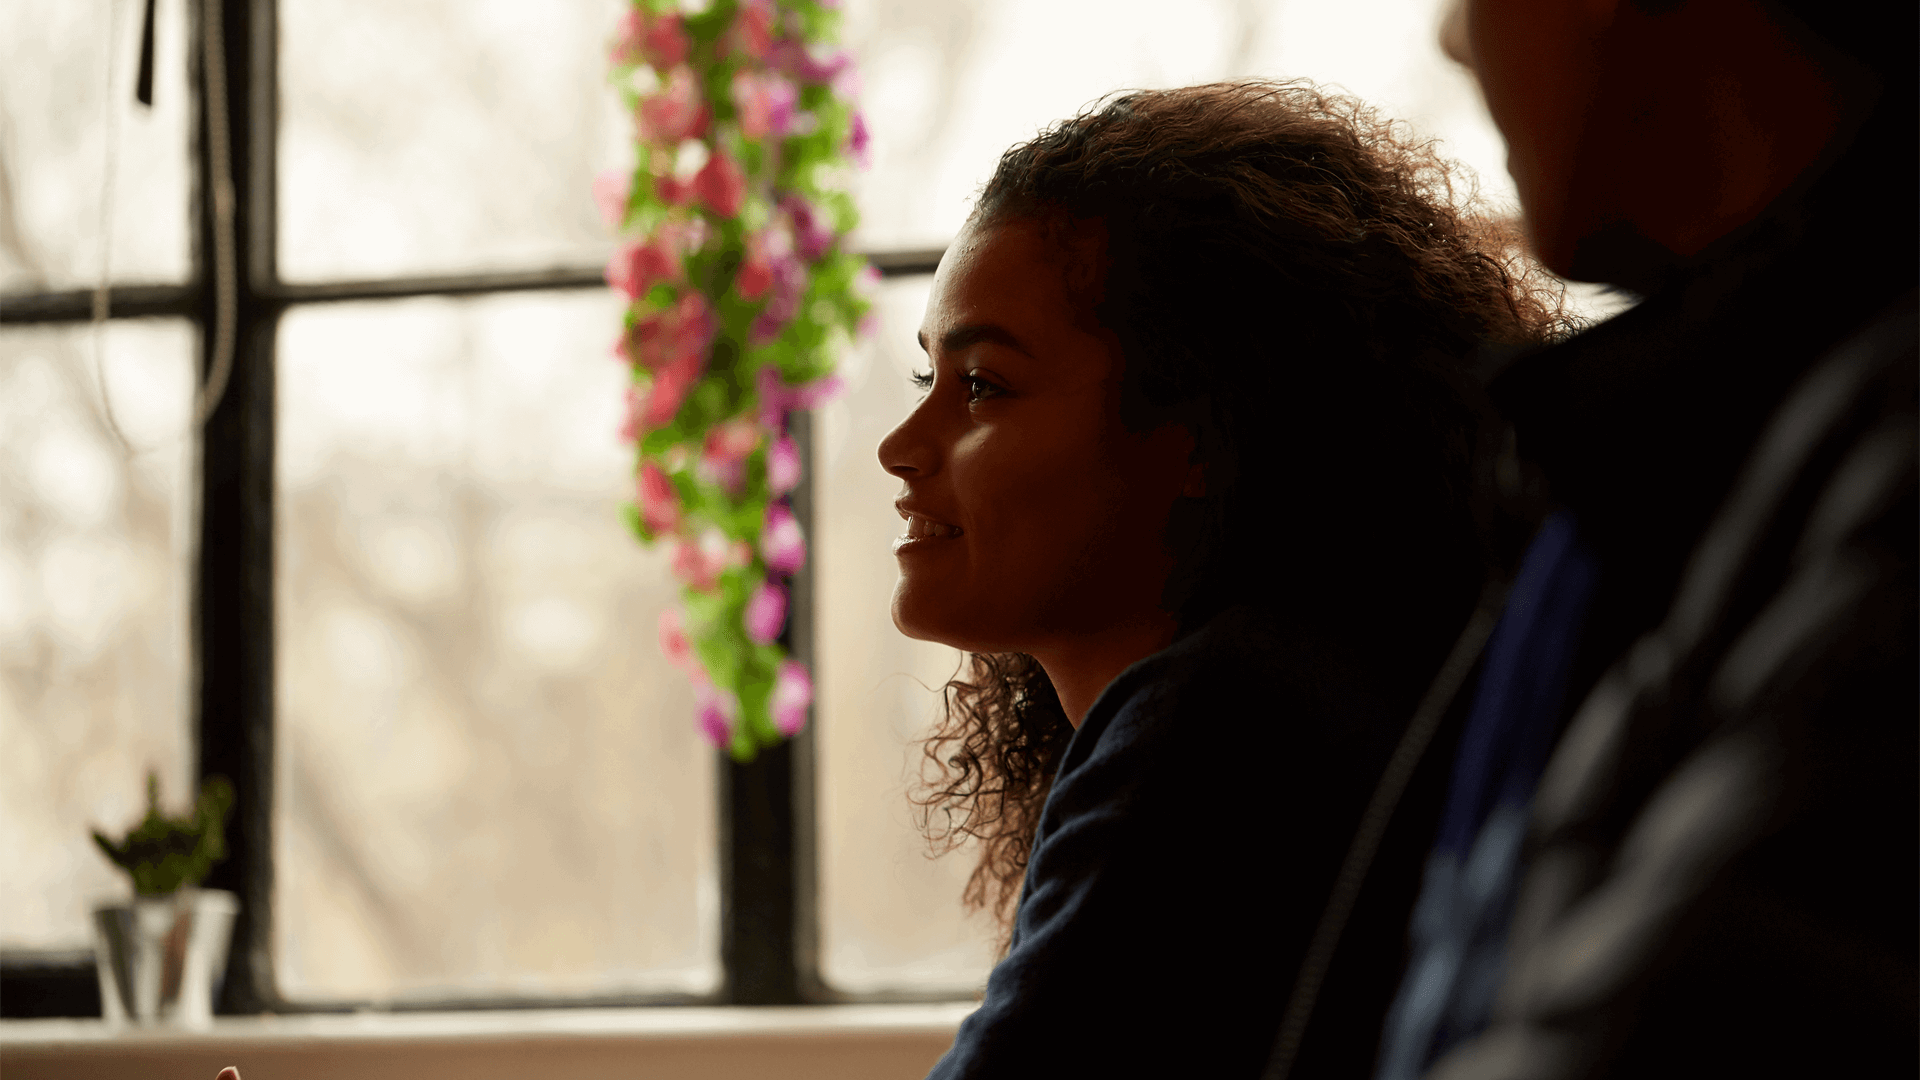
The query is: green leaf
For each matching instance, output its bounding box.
[91,773,235,895]
[620,501,647,542]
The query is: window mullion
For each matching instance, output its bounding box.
[719,408,823,1005]
[192,0,280,1014]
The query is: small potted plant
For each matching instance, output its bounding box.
[90,772,238,1027]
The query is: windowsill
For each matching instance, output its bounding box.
[0,1003,973,1080]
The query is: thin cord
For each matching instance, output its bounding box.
[1261,577,1510,1080]
[195,0,237,425]
[93,0,135,454]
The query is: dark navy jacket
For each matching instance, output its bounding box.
[926,606,1452,1078]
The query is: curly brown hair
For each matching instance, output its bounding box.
[912,80,1572,933]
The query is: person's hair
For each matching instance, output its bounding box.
[912,80,1573,931]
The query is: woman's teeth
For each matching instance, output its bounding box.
[907,515,961,539]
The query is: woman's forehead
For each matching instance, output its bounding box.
[920,218,1103,351]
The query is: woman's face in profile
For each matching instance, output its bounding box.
[878,216,1196,657]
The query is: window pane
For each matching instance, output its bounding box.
[842,0,1510,250]
[277,0,625,283]
[0,0,192,291]
[815,275,997,994]
[0,319,195,949]
[274,291,717,1001]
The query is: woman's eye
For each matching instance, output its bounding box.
[910,368,1001,401]
[962,375,1002,402]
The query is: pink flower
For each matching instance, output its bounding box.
[639,347,702,429]
[754,366,787,424]
[848,111,871,169]
[639,66,710,144]
[770,659,812,736]
[792,374,846,409]
[698,417,761,494]
[770,39,851,85]
[744,579,787,645]
[692,150,748,218]
[593,169,631,230]
[748,255,807,346]
[736,251,773,301]
[704,417,761,464]
[656,173,694,206]
[638,461,681,535]
[731,70,799,139]
[697,682,738,747]
[621,293,714,432]
[612,10,690,69]
[761,501,806,575]
[737,222,795,301]
[727,0,776,61]
[658,606,693,668]
[610,10,645,63]
[779,195,835,262]
[757,366,846,426]
[673,527,747,591]
[767,433,800,495]
[624,292,715,373]
[643,13,691,69]
[831,63,862,103]
[749,311,784,348]
[619,384,644,442]
[604,238,680,301]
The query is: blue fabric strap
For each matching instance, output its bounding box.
[1374,512,1599,1080]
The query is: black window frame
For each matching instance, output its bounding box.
[0,0,944,1017]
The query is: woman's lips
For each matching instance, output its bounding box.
[893,512,964,554]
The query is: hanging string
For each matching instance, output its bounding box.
[90,0,230,449]
[92,0,135,455]
[195,0,238,426]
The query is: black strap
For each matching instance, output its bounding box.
[135,0,158,107]
[1261,576,1510,1080]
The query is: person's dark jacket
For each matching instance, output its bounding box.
[1418,102,1918,1077]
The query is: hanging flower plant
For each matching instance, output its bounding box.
[604,0,874,761]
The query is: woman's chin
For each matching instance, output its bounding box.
[890,587,999,654]
[890,589,951,647]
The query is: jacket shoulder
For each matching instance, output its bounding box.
[1436,290,1919,1080]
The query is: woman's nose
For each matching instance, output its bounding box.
[878,398,936,480]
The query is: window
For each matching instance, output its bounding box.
[4,0,1531,1016]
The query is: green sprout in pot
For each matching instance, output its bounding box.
[92,773,235,897]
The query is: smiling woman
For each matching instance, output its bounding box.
[882,81,1571,1078]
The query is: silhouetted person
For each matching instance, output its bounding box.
[1347,1,1917,1077]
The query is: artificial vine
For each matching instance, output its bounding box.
[602,0,872,761]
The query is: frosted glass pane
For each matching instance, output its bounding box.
[0,0,192,291]
[815,276,997,994]
[842,0,1511,251]
[278,0,627,283]
[274,290,718,1001]
[0,319,196,949]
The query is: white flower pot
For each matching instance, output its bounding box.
[92,888,238,1027]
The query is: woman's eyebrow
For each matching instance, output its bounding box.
[916,323,1035,358]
